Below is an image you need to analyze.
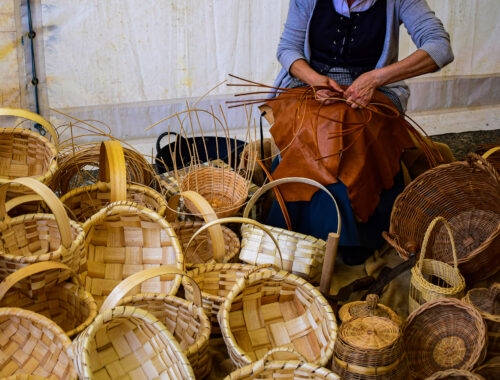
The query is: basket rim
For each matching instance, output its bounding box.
[410,258,466,295]
[462,287,500,322]
[338,299,402,325]
[223,360,341,379]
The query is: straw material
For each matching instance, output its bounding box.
[71,306,196,379]
[425,369,485,379]
[384,153,500,283]
[403,298,487,378]
[409,217,466,313]
[0,307,77,379]
[473,360,500,379]
[338,294,402,325]
[82,201,184,308]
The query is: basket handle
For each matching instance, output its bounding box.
[165,191,226,262]
[0,178,72,249]
[99,266,201,313]
[243,177,341,235]
[98,140,127,202]
[0,107,59,145]
[261,347,306,365]
[489,283,500,302]
[4,194,44,216]
[482,146,500,160]
[365,294,379,316]
[187,217,284,269]
[156,131,179,153]
[419,216,458,272]
[467,152,500,184]
[0,261,82,300]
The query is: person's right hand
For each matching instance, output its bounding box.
[311,75,343,105]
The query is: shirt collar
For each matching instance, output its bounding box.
[333,0,378,17]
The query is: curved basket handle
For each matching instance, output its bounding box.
[0,261,81,300]
[187,217,284,269]
[467,152,499,184]
[100,265,201,313]
[0,107,59,145]
[243,177,341,235]
[261,347,306,365]
[156,131,179,153]
[98,140,127,202]
[0,178,72,249]
[165,191,226,262]
[482,146,500,160]
[419,216,458,272]
[4,194,44,215]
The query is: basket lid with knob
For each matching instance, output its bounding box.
[338,294,402,325]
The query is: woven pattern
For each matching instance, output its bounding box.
[338,294,402,325]
[425,369,485,379]
[0,307,77,379]
[473,361,500,379]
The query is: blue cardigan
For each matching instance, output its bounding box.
[273,0,454,111]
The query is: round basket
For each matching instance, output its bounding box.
[409,217,466,313]
[473,360,500,379]
[71,306,196,379]
[0,262,97,337]
[100,266,211,379]
[241,177,341,283]
[60,140,167,222]
[0,307,77,379]
[462,283,500,358]
[0,178,85,282]
[425,369,485,379]
[81,201,184,308]
[383,153,500,283]
[403,298,487,378]
[338,294,402,325]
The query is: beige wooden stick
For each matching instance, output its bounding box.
[320,232,340,295]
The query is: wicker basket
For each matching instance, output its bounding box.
[425,369,485,380]
[100,266,212,379]
[384,153,500,283]
[71,306,196,379]
[481,146,500,173]
[403,298,487,378]
[0,178,85,282]
[0,261,97,337]
[241,177,341,283]
[81,201,184,308]
[0,307,77,379]
[462,283,500,358]
[60,140,167,222]
[473,360,500,379]
[409,217,466,313]
[338,294,402,325]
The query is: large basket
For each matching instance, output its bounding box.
[60,141,167,222]
[0,262,96,337]
[100,266,211,379]
[71,306,195,379]
[338,294,402,325]
[81,201,184,308]
[384,153,500,283]
[403,298,487,378]
[425,369,485,380]
[0,307,77,379]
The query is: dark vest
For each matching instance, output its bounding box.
[309,0,387,69]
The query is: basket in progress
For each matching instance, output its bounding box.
[425,369,485,379]
[71,306,196,379]
[338,294,402,325]
[384,153,500,283]
[0,307,77,379]
[100,266,211,379]
[403,298,487,378]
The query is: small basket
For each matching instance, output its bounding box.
[409,217,466,313]
[462,283,500,358]
[425,369,485,380]
[0,307,77,379]
[403,298,487,378]
[0,262,97,337]
[100,266,211,379]
[338,294,402,325]
[71,306,196,379]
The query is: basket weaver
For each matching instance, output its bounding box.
[100,266,211,379]
[403,298,487,378]
[384,153,500,283]
[338,294,402,325]
[71,306,196,379]
[409,217,466,313]
[81,201,184,308]
[0,307,77,379]
[0,262,96,338]
[425,369,485,380]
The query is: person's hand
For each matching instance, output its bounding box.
[344,71,380,109]
[311,75,343,105]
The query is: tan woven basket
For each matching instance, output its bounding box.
[425,369,485,380]
[409,217,466,313]
[0,307,77,379]
[0,178,85,283]
[241,177,341,283]
[403,298,487,378]
[384,153,500,283]
[100,266,212,379]
[71,306,196,379]
[338,294,402,325]
[0,261,97,337]
[462,283,500,358]
[81,201,184,308]
[60,141,167,222]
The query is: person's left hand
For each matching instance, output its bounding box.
[344,71,380,109]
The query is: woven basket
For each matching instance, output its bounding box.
[473,360,500,379]
[100,266,211,379]
[71,306,196,379]
[462,283,500,358]
[0,261,97,337]
[384,153,500,283]
[481,146,500,173]
[81,201,184,308]
[403,298,487,378]
[60,140,167,222]
[409,217,466,313]
[0,178,85,283]
[0,307,77,379]
[425,369,485,380]
[338,294,402,325]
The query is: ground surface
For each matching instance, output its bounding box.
[431,129,500,160]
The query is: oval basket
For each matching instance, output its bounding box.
[338,294,402,325]
[425,369,485,379]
